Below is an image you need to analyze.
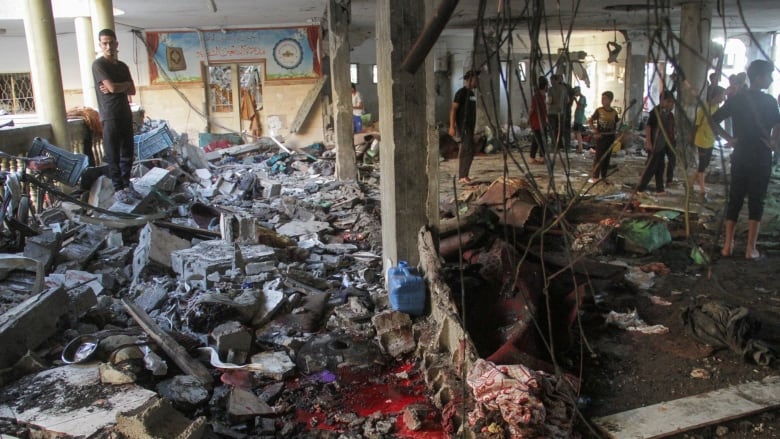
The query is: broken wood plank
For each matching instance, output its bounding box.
[289,75,328,134]
[593,375,780,439]
[122,298,214,387]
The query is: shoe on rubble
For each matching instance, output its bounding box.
[114,188,135,204]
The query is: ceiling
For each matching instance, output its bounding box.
[0,0,777,41]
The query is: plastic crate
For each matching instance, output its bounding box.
[28,137,90,186]
[134,123,174,160]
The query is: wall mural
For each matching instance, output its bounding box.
[146,26,321,84]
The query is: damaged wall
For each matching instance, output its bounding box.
[3,29,326,148]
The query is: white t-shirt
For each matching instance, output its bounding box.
[352,91,364,116]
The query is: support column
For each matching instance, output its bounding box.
[377,0,429,270]
[625,30,649,126]
[75,16,98,109]
[424,0,440,234]
[327,0,358,181]
[678,2,711,107]
[23,0,69,148]
[473,34,500,133]
[90,0,115,37]
[677,2,712,170]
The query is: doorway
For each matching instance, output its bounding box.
[205,63,264,138]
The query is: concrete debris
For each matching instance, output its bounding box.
[157,375,211,407]
[372,310,416,358]
[0,129,674,439]
[115,396,207,439]
[0,364,156,437]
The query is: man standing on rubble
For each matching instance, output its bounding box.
[92,28,140,204]
[449,70,479,184]
[711,59,780,260]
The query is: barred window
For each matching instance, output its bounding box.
[0,73,36,114]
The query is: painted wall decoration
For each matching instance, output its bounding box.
[146,26,321,84]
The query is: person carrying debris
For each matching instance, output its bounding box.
[689,85,725,199]
[710,59,780,260]
[528,76,549,164]
[449,69,479,184]
[92,28,141,204]
[637,91,675,195]
[588,90,619,183]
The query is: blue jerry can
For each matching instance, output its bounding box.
[387,261,426,316]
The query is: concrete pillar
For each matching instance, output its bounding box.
[376,0,429,270]
[90,0,115,37]
[625,30,649,126]
[22,0,69,148]
[473,35,501,133]
[678,2,712,168]
[327,0,358,181]
[678,2,711,106]
[424,0,440,234]
[75,16,98,109]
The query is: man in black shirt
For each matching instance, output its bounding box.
[92,28,139,204]
[449,70,479,184]
[711,59,780,259]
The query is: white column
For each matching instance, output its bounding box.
[90,0,115,45]
[23,0,69,147]
[75,16,98,109]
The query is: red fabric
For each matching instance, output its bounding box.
[306,26,321,76]
[529,89,547,131]
[146,32,160,83]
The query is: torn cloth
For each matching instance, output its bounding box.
[466,359,578,438]
[682,301,775,366]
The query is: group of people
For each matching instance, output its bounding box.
[448,59,780,261]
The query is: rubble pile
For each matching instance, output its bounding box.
[0,137,447,438]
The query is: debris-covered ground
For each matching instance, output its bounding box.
[1,128,779,438]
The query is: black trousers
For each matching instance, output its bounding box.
[457,128,475,179]
[102,118,135,191]
[637,151,666,193]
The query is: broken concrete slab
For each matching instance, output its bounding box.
[0,364,156,438]
[227,387,275,420]
[0,286,67,369]
[134,166,177,195]
[593,375,780,439]
[88,175,115,210]
[0,254,44,295]
[23,230,62,272]
[133,223,191,280]
[115,396,206,439]
[170,240,275,290]
[276,220,330,237]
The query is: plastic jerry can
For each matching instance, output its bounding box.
[388,261,426,316]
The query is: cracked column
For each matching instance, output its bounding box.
[328,0,358,181]
[376,0,431,271]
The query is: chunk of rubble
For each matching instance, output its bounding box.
[372,310,416,358]
[115,396,207,439]
[0,364,156,438]
[170,240,275,289]
[133,223,191,280]
[0,286,67,369]
[227,387,275,420]
[156,375,211,407]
